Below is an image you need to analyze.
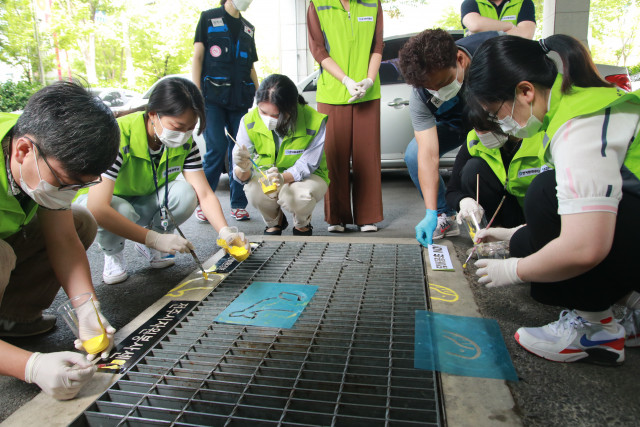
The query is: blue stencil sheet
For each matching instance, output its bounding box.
[215,282,318,329]
[415,311,518,382]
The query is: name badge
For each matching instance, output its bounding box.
[358,16,374,22]
[210,17,224,27]
[517,167,541,178]
[501,15,517,21]
[285,149,305,155]
[165,166,182,176]
[431,97,444,108]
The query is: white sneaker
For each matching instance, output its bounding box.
[359,224,378,232]
[433,214,460,240]
[103,252,128,285]
[515,310,625,365]
[134,243,175,269]
[619,308,640,347]
[328,224,345,233]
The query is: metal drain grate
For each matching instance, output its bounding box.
[76,241,441,426]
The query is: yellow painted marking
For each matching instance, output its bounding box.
[442,330,481,360]
[166,274,223,297]
[429,283,459,303]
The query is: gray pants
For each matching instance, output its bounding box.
[0,205,96,322]
[75,180,198,255]
[245,174,328,228]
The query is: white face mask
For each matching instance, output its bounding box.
[427,65,462,102]
[155,116,192,148]
[19,151,75,210]
[260,113,278,131]
[232,0,253,11]
[498,93,543,139]
[477,131,509,149]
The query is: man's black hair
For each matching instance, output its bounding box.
[13,81,120,179]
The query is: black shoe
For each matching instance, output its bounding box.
[264,215,289,235]
[293,224,313,236]
[0,314,56,337]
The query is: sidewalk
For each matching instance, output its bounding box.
[1,171,638,426]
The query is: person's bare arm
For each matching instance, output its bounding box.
[191,42,205,90]
[415,127,441,212]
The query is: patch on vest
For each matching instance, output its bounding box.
[285,149,305,155]
[517,167,542,178]
[358,16,374,22]
[244,25,254,37]
[210,45,222,57]
[210,17,224,27]
[501,15,517,21]
[431,97,444,108]
[165,166,182,177]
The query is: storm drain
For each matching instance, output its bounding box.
[76,241,441,426]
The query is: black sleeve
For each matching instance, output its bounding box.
[445,142,473,211]
[194,12,207,44]
[460,0,480,22]
[517,0,536,23]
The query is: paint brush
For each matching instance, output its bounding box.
[165,209,208,280]
[462,195,507,269]
[225,129,270,181]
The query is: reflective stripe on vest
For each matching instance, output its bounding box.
[0,113,38,239]
[313,0,380,104]
[244,104,330,185]
[467,129,550,206]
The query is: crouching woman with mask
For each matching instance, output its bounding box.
[232,74,329,236]
[75,77,248,285]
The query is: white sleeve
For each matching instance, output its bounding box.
[551,102,640,215]
[232,116,255,184]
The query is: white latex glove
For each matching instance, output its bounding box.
[456,197,485,225]
[475,224,525,243]
[475,257,523,288]
[0,239,16,290]
[25,351,96,400]
[233,145,252,173]
[266,167,285,187]
[342,76,364,103]
[218,226,250,251]
[145,230,194,254]
[356,78,374,94]
[74,301,116,361]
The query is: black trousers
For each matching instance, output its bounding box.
[510,170,640,311]
[460,157,525,228]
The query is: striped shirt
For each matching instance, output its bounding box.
[102,141,203,181]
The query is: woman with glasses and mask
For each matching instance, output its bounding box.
[465,34,640,365]
[76,77,248,285]
[232,74,329,236]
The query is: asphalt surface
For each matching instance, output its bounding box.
[1,170,639,426]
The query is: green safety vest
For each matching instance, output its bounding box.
[467,130,551,206]
[465,0,524,36]
[0,113,39,239]
[542,75,640,196]
[76,111,192,199]
[244,104,330,185]
[313,0,381,105]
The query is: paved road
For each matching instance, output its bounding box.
[1,171,638,426]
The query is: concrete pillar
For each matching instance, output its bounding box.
[279,0,314,83]
[542,0,590,47]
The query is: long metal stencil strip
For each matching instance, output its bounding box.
[75,241,441,426]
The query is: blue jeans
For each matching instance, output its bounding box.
[203,103,248,209]
[404,124,465,216]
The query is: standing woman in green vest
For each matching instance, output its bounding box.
[465,35,640,365]
[76,77,248,285]
[307,0,384,233]
[461,0,536,39]
[232,74,329,236]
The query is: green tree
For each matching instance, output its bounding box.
[0,0,52,82]
[0,80,42,112]
[590,0,639,66]
[382,0,429,18]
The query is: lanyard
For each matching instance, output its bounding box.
[149,147,170,231]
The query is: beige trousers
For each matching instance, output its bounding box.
[0,205,97,322]
[244,174,328,229]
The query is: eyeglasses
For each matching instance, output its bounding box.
[24,137,103,191]
[487,100,507,123]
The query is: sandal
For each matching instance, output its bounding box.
[264,215,289,235]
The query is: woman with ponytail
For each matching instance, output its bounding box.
[465,34,640,365]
